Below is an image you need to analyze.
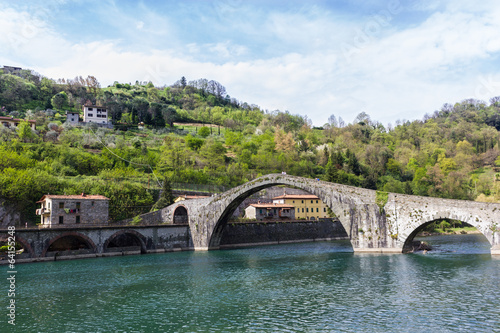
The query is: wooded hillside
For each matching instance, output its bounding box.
[2,68,500,224]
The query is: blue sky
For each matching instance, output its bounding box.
[1,0,500,126]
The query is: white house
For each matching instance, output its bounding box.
[82,104,108,124]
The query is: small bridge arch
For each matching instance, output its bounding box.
[42,232,98,257]
[173,205,189,224]
[402,215,495,253]
[0,233,35,258]
[103,230,148,254]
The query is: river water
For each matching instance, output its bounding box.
[10,234,500,332]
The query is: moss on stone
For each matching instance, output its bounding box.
[375,191,389,213]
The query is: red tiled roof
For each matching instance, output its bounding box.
[249,203,295,209]
[0,116,36,123]
[37,194,109,203]
[272,194,319,200]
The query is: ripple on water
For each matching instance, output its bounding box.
[13,237,500,332]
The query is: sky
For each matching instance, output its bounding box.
[1,0,500,127]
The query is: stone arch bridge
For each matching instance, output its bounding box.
[163,173,500,254]
[4,174,500,262]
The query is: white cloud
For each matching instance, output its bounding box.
[2,2,500,127]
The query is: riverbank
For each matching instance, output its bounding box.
[418,227,481,237]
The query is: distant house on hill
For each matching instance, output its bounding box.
[0,116,36,130]
[66,111,80,124]
[82,102,109,125]
[36,194,109,227]
[1,66,22,75]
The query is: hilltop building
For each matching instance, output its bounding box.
[1,66,22,75]
[36,194,109,227]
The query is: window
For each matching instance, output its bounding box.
[306,208,309,213]
[88,108,93,111]
[76,216,80,224]
[302,208,304,213]
[76,202,80,209]
[88,114,93,117]
[316,200,318,203]
[311,200,313,203]
[59,216,64,224]
[301,200,304,203]
[260,209,263,214]
[91,201,94,206]
[324,208,326,212]
[293,200,295,203]
[59,202,64,209]
[316,208,319,212]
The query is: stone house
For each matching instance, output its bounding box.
[272,194,328,220]
[245,203,295,221]
[65,111,80,124]
[36,194,109,227]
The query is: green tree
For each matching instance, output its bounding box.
[199,126,210,138]
[17,121,36,142]
[51,91,69,110]
[151,177,175,211]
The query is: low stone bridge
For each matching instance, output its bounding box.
[2,225,190,263]
[162,174,500,254]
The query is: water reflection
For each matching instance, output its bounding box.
[13,235,500,332]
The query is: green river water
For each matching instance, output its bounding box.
[6,234,500,332]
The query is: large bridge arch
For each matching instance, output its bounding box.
[207,181,351,249]
[170,174,381,251]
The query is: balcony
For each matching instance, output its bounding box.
[36,208,51,215]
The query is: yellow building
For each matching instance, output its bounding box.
[272,194,328,220]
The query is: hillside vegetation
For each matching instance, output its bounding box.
[2,68,500,224]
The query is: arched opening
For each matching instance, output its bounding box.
[403,219,491,254]
[0,234,34,259]
[44,233,96,257]
[213,185,350,250]
[173,206,188,224]
[104,231,147,254]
